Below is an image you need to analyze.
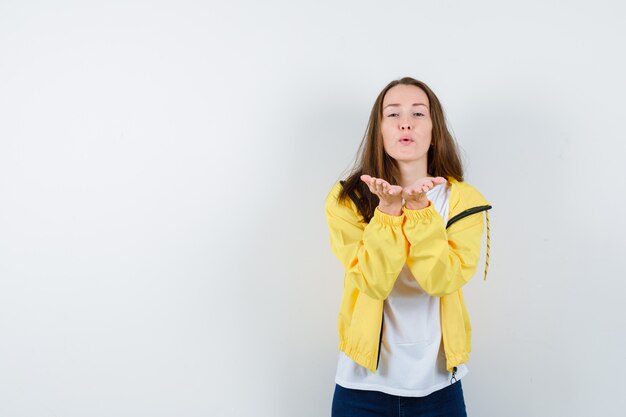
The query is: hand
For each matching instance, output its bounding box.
[360,175,403,215]
[403,176,447,209]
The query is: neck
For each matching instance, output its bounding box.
[397,159,429,188]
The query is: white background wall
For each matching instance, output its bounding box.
[1,1,625,416]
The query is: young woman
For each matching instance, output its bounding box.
[324,77,492,416]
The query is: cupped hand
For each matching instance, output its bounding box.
[403,176,447,208]
[360,175,403,212]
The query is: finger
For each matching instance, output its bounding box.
[361,177,377,194]
[433,177,447,184]
[378,178,392,188]
[360,175,373,188]
[363,175,379,188]
[383,183,395,196]
[375,179,384,194]
[369,178,381,193]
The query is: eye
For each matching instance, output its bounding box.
[386,113,399,117]
[414,112,425,117]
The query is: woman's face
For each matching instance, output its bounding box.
[380,84,432,163]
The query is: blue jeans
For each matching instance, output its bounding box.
[331,380,467,417]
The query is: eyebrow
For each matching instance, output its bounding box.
[383,103,429,109]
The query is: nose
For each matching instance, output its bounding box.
[400,118,412,131]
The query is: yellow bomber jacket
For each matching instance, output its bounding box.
[324,177,492,373]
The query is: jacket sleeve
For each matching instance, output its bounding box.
[324,183,408,300]
[402,202,484,297]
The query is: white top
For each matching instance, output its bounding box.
[335,182,468,397]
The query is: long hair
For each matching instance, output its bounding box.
[338,77,464,223]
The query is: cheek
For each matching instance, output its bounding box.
[380,126,393,147]
[425,121,433,135]
[382,135,399,155]
[418,124,433,141]
[381,138,393,155]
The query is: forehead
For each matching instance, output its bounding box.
[383,84,429,106]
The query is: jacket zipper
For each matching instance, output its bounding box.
[375,204,493,371]
[375,314,384,369]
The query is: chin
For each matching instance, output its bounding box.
[392,154,426,162]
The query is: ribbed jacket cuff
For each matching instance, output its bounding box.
[402,201,435,221]
[372,207,404,226]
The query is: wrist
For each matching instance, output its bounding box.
[404,199,430,210]
[377,203,402,216]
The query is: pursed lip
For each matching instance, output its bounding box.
[398,136,414,142]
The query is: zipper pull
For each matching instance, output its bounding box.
[450,366,458,384]
[483,210,491,281]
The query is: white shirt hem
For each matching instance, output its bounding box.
[335,366,468,397]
